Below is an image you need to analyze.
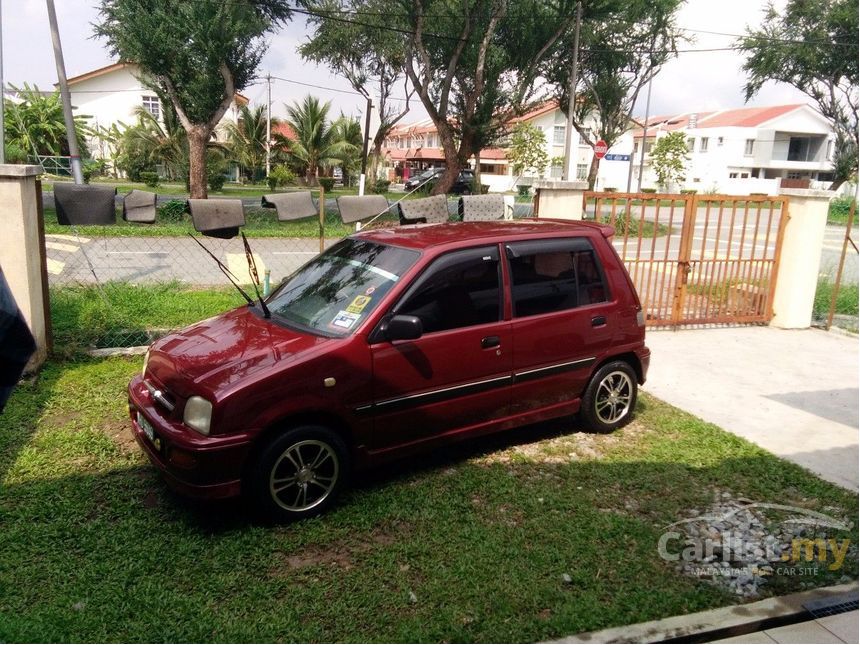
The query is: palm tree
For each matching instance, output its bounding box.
[330,115,363,186]
[224,104,272,182]
[278,95,357,183]
[119,105,189,180]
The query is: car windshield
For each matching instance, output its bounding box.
[266,238,420,336]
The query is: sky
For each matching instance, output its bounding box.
[0,0,810,124]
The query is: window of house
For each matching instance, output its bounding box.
[479,163,508,175]
[553,125,566,145]
[142,95,160,119]
[633,141,639,154]
[699,137,709,153]
[576,163,588,180]
[744,139,755,155]
[740,173,749,179]
[826,140,833,160]
[717,137,724,146]
[550,164,563,178]
[729,172,738,178]
[686,137,695,152]
[395,247,501,334]
[506,239,608,318]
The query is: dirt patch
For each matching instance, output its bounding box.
[39,409,84,429]
[101,418,138,452]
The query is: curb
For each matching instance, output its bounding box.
[544,581,858,644]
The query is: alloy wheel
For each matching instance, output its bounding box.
[595,370,633,424]
[269,439,339,512]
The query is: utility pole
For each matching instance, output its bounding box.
[265,73,272,177]
[46,0,83,183]
[562,1,582,181]
[358,96,372,196]
[0,0,5,164]
[636,75,653,192]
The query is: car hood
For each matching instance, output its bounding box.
[147,306,332,395]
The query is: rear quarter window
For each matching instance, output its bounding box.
[506,237,610,317]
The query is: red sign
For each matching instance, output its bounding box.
[594,139,608,159]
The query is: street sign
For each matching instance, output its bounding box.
[604,154,631,162]
[594,139,608,159]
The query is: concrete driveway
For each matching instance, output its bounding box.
[643,326,858,491]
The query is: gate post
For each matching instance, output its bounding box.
[0,165,50,371]
[533,179,589,220]
[770,188,833,329]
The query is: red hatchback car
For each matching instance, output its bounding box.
[129,219,650,522]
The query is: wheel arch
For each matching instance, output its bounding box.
[591,352,643,384]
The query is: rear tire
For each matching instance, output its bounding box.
[579,361,638,433]
[247,425,349,523]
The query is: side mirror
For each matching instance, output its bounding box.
[385,315,423,342]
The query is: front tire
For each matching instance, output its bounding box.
[247,425,349,523]
[579,361,638,433]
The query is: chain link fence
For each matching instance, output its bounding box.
[43,186,536,353]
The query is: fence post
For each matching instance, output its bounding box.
[532,179,589,220]
[770,188,834,329]
[0,164,49,370]
[318,186,325,254]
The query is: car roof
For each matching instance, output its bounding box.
[354,218,614,251]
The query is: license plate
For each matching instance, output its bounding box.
[137,411,158,448]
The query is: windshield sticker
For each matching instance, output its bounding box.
[346,295,372,314]
[365,286,376,296]
[331,310,361,330]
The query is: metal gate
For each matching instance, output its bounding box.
[583,192,788,327]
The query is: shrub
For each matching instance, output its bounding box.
[604,187,617,193]
[829,197,855,225]
[4,142,28,164]
[140,171,160,188]
[517,185,531,198]
[266,164,295,191]
[318,177,335,192]
[641,187,657,193]
[157,199,187,222]
[208,173,226,192]
[82,159,108,184]
[373,179,391,194]
[680,189,698,194]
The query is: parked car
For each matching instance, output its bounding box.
[405,168,475,194]
[128,220,650,522]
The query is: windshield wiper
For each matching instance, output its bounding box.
[188,233,255,306]
[241,232,271,318]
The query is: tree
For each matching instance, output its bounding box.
[650,132,689,190]
[506,122,549,180]
[737,0,858,190]
[300,0,414,184]
[94,0,291,198]
[116,104,190,181]
[4,83,91,158]
[543,0,683,189]
[279,95,358,183]
[397,0,580,194]
[330,115,364,186]
[225,104,273,182]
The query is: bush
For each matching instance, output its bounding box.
[603,187,617,193]
[82,159,108,184]
[318,177,335,192]
[140,171,160,189]
[373,179,391,194]
[517,185,531,198]
[680,189,698,194]
[266,164,295,191]
[4,142,28,164]
[157,199,187,222]
[829,197,856,225]
[641,187,657,193]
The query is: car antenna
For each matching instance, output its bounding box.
[240,232,271,318]
[187,233,255,307]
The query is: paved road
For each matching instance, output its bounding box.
[819,224,859,285]
[644,326,859,491]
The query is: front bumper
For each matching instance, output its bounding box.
[127,375,251,500]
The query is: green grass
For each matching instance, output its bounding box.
[813,278,859,319]
[50,282,242,353]
[827,198,857,226]
[0,357,856,642]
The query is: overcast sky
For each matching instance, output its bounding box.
[1,0,809,123]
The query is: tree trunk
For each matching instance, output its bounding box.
[473,153,482,194]
[829,177,846,191]
[587,156,600,190]
[433,125,462,196]
[187,126,210,199]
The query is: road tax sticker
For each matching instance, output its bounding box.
[365,286,376,296]
[331,310,361,330]
[346,295,372,314]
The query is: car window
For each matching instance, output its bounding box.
[395,246,501,334]
[267,238,419,336]
[506,238,609,317]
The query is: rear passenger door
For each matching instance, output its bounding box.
[506,237,615,415]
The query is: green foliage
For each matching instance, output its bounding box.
[82,159,108,184]
[3,142,28,164]
[318,177,336,192]
[828,197,856,225]
[507,122,549,177]
[156,199,187,222]
[650,132,690,189]
[330,115,364,186]
[266,164,295,191]
[115,105,186,181]
[3,83,91,157]
[517,185,531,198]
[813,277,859,319]
[225,104,272,182]
[738,0,858,188]
[140,171,160,188]
[279,95,358,182]
[641,187,657,193]
[372,179,391,194]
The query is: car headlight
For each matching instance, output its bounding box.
[142,349,150,376]
[183,396,212,435]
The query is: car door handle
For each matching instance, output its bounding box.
[591,315,607,327]
[481,336,501,349]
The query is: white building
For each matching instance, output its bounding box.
[631,104,837,194]
[64,62,248,161]
[381,101,634,193]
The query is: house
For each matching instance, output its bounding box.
[632,104,837,194]
[64,62,248,162]
[381,101,634,192]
